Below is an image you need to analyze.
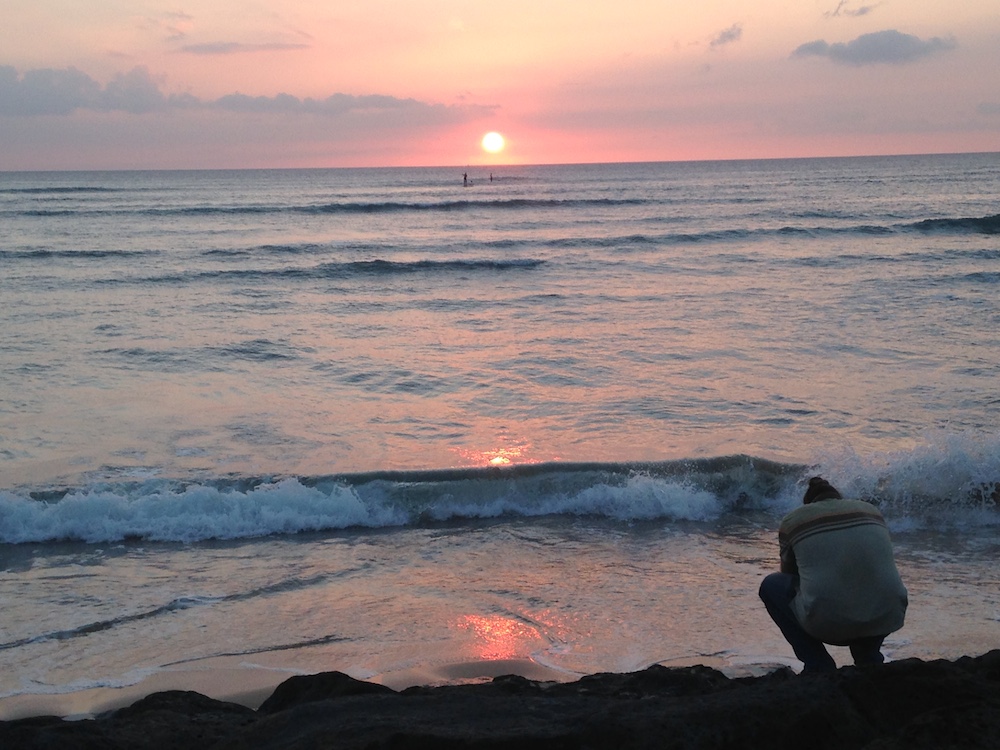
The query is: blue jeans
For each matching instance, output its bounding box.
[758,572,885,672]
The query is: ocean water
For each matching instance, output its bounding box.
[1,155,999,714]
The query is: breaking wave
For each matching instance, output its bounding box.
[3,442,998,545]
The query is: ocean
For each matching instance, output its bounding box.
[1,154,999,717]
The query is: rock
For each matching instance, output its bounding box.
[258,670,396,714]
[0,690,255,750]
[3,652,999,749]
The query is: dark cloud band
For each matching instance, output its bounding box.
[0,65,490,121]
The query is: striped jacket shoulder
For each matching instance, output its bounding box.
[779,501,886,548]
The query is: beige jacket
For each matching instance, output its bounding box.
[779,498,908,644]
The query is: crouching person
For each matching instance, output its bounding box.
[759,476,908,673]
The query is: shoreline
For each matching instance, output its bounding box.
[2,651,998,749]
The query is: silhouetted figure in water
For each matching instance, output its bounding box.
[463,172,468,187]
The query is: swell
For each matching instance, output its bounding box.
[97,337,302,372]
[0,186,125,195]
[5,180,999,227]
[7,212,998,247]
[300,197,648,214]
[4,197,648,219]
[92,257,546,286]
[912,214,1000,234]
[0,248,154,260]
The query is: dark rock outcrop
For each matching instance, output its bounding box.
[3,651,999,749]
[0,690,256,750]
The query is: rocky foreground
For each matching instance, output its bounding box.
[3,651,999,749]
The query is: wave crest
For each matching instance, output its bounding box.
[911,213,1000,234]
[3,440,998,545]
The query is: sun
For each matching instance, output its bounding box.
[481,131,505,154]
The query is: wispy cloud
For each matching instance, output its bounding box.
[179,42,310,55]
[792,29,956,65]
[139,11,195,43]
[216,93,428,116]
[710,24,743,49]
[825,1,878,18]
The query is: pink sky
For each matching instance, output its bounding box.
[2,1,998,170]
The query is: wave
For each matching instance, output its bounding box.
[95,197,647,218]
[911,214,1000,234]
[316,258,545,275]
[3,444,997,544]
[94,257,545,287]
[17,209,84,217]
[7,198,999,242]
[97,338,302,371]
[0,456,794,544]
[577,215,999,244]
[0,596,217,652]
[0,186,123,195]
[0,248,153,260]
[0,574,350,652]
[197,222,996,265]
[304,197,648,215]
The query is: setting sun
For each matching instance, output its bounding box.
[481,131,506,154]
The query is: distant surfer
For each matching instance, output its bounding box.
[463,172,468,187]
[758,477,908,672]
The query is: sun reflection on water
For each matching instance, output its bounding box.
[452,440,545,467]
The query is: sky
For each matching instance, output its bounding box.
[1,0,998,170]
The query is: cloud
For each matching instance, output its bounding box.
[179,42,310,55]
[212,92,495,129]
[0,66,101,116]
[792,29,956,65]
[0,65,489,124]
[152,11,194,42]
[0,66,195,115]
[979,102,1000,115]
[825,1,878,18]
[101,68,174,114]
[710,24,743,49]
[214,92,427,116]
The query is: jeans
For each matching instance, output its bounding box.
[758,572,885,672]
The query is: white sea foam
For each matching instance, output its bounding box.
[812,430,1000,526]
[3,436,997,544]
[1,666,162,701]
[0,479,406,544]
[0,475,726,544]
[548,475,723,521]
[423,473,723,523]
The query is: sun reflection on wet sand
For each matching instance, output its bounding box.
[455,614,543,661]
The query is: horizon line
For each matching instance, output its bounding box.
[2,149,998,175]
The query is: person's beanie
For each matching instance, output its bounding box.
[803,476,842,504]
